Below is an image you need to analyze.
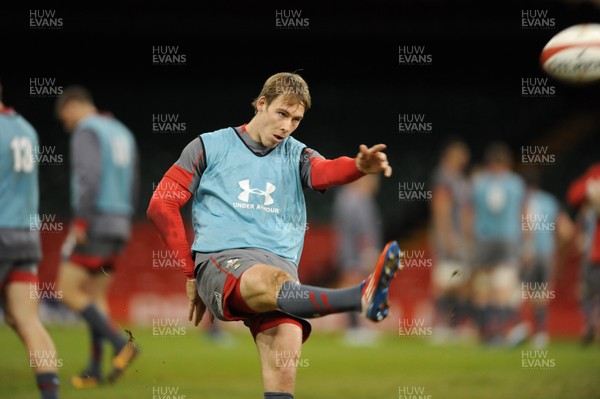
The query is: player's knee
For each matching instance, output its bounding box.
[56,279,66,296]
[241,266,294,310]
[56,278,72,302]
[245,266,293,296]
[57,263,83,297]
[5,308,34,334]
[271,269,294,292]
[56,265,70,293]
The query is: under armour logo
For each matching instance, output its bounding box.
[238,179,276,205]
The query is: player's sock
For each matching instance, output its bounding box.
[435,296,452,326]
[80,304,127,352]
[264,392,294,398]
[500,306,521,331]
[486,305,503,339]
[471,305,486,337]
[478,305,499,342]
[454,298,470,326]
[276,281,361,318]
[36,372,59,399]
[84,328,104,376]
[534,306,547,333]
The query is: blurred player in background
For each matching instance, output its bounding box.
[572,207,597,346]
[0,83,61,399]
[567,162,600,345]
[332,173,383,346]
[147,72,400,399]
[55,86,140,388]
[429,138,472,344]
[469,141,526,346]
[520,167,574,349]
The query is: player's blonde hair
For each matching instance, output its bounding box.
[251,72,311,113]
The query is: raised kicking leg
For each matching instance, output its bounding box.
[240,241,402,321]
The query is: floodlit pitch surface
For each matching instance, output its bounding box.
[0,325,598,399]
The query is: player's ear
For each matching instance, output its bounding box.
[256,96,267,112]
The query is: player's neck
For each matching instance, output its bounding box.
[244,119,263,144]
[442,160,460,175]
[489,165,509,174]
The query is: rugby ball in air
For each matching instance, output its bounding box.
[540,23,600,84]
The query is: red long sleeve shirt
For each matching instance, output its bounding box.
[567,163,600,264]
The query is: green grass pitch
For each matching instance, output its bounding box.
[0,323,599,399]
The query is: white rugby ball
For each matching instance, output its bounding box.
[540,23,600,84]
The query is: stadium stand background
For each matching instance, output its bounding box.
[2,1,600,336]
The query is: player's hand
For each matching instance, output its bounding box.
[355,144,392,177]
[186,279,213,326]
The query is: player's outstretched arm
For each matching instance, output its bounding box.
[355,144,392,177]
[308,143,392,191]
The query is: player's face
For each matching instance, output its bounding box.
[58,102,79,132]
[255,96,305,148]
[452,145,470,170]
